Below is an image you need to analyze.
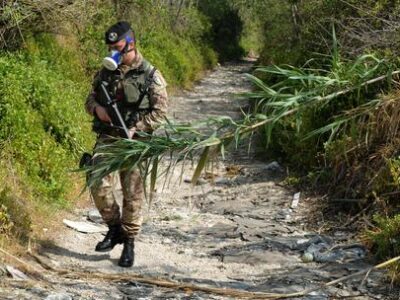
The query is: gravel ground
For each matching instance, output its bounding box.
[1,62,398,300]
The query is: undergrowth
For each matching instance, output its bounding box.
[367,214,400,281]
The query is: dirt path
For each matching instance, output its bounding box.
[1,62,398,300]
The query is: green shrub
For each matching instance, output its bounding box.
[388,157,400,188]
[0,35,93,206]
[369,215,400,259]
[367,214,400,281]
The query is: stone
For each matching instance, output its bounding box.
[184,177,208,185]
[178,248,194,255]
[275,208,293,221]
[304,291,329,300]
[262,161,283,172]
[301,252,314,263]
[162,238,172,244]
[214,177,232,185]
[87,209,104,224]
[44,293,73,300]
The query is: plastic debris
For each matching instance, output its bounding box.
[6,265,29,281]
[291,192,301,209]
[63,219,108,234]
[300,236,366,263]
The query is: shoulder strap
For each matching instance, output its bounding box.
[135,66,157,110]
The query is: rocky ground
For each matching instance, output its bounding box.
[1,62,399,300]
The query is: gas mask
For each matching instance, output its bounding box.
[102,36,133,71]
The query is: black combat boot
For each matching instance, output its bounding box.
[95,224,123,252]
[118,238,134,267]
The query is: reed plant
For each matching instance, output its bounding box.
[86,33,399,197]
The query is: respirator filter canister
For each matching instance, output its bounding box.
[103,50,123,71]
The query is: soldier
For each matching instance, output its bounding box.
[85,21,168,267]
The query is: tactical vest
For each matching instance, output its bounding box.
[92,59,156,135]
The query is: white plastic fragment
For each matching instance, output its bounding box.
[5,265,29,280]
[291,192,301,209]
[63,219,108,234]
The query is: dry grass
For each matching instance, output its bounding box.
[325,91,400,206]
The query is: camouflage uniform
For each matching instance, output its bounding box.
[85,50,168,239]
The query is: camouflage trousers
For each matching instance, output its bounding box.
[90,137,144,239]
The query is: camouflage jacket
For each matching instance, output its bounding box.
[85,50,168,136]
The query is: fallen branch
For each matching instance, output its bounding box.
[1,247,400,299]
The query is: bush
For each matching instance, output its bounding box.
[367,214,400,281]
[0,36,93,206]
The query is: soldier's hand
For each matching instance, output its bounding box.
[128,127,136,139]
[95,106,112,123]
